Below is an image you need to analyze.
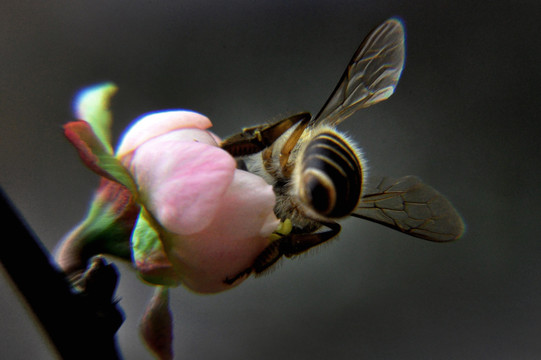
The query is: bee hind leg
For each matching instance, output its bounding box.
[254,221,341,274]
[223,222,340,285]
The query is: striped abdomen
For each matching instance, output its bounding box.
[297,129,363,219]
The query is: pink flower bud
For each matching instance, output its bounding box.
[119,111,279,293]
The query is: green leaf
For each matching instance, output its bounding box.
[132,208,181,287]
[73,82,117,153]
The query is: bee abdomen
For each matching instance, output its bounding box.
[298,130,363,218]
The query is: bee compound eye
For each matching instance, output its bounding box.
[300,170,336,217]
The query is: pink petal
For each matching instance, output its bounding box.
[116,110,212,158]
[163,170,279,293]
[129,132,237,235]
[218,170,279,239]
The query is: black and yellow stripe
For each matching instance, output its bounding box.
[299,130,363,218]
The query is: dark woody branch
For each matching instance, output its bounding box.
[0,187,124,359]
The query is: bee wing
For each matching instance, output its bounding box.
[312,18,406,127]
[352,176,465,241]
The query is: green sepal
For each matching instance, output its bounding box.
[140,286,173,360]
[132,208,181,287]
[73,82,117,154]
[58,179,140,274]
[64,120,138,195]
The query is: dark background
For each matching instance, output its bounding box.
[1,1,540,359]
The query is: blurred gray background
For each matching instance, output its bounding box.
[1,1,540,359]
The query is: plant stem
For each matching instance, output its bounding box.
[0,187,123,359]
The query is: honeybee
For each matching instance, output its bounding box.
[221,18,465,283]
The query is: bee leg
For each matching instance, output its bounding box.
[220,112,310,157]
[223,267,253,285]
[281,222,341,258]
[223,237,289,284]
[222,222,340,285]
[253,221,341,274]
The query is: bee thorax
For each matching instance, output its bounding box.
[238,125,364,231]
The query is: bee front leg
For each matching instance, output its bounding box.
[220,113,310,157]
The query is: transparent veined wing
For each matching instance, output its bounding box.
[352,176,465,241]
[312,18,406,127]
